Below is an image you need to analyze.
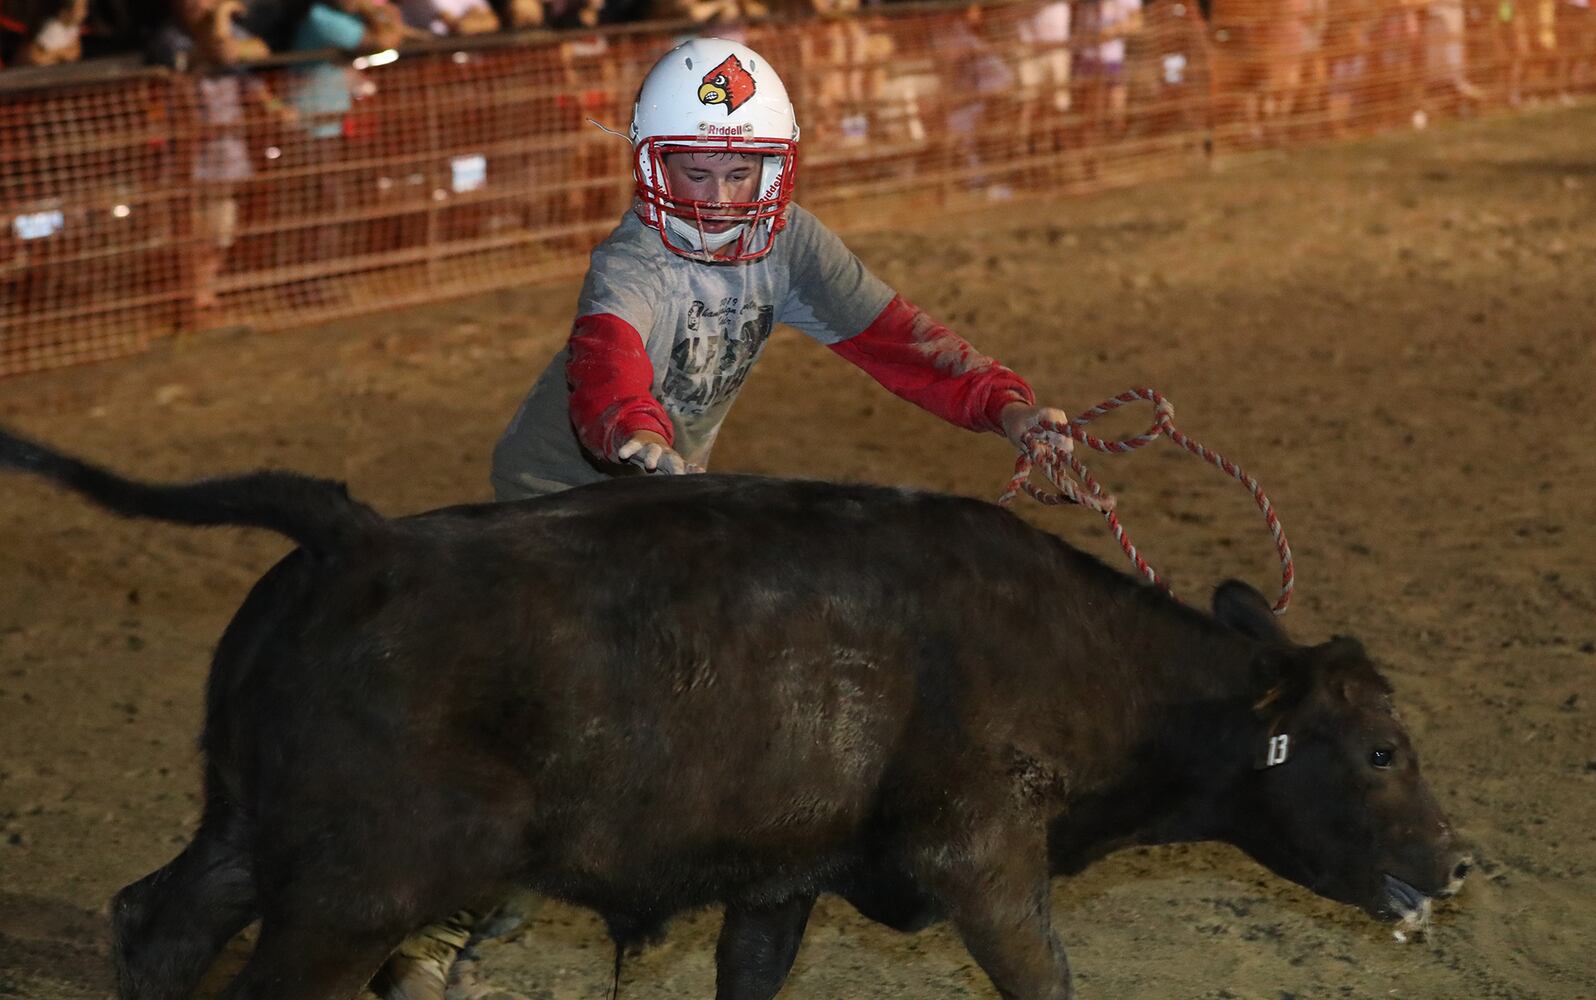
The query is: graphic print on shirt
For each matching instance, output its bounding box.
[661,297,775,415]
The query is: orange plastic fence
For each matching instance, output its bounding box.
[3,0,1594,376]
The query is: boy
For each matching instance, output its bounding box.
[490,35,1071,502]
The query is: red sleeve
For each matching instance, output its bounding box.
[565,313,675,461]
[827,295,1035,433]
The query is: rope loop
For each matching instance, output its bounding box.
[997,388,1294,613]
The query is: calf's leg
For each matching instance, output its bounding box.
[213,914,403,1000]
[713,893,815,1000]
[922,827,1074,1000]
[113,805,257,1000]
[952,899,1074,1000]
[209,807,507,1000]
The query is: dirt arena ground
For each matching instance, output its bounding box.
[2,103,1594,1000]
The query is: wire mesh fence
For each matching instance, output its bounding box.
[3,0,1594,377]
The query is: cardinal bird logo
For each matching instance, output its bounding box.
[697,54,756,114]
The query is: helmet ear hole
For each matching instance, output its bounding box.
[684,57,692,70]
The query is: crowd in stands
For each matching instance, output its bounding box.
[3,0,1590,126]
[2,0,1590,133]
[0,0,773,71]
[3,0,1591,342]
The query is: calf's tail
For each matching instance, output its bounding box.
[0,424,383,555]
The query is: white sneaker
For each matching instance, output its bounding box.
[376,914,476,1000]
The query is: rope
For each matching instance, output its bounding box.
[997,388,1294,613]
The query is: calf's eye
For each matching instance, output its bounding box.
[1370,747,1394,769]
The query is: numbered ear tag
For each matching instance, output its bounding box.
[1255,733,1291,769]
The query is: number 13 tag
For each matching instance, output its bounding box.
[1261,733,1290,768]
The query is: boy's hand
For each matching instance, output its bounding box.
[616,432,700,475]
[1000,403,1075,457]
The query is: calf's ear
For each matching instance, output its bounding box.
[1212,579,1288,644]
[1247,648,1311,716]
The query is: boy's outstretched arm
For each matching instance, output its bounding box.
[829,296,1072,454]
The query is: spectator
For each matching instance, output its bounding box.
[233,0,404,52]
[937,3,1017,199]
[1527,0,1560,94]
[864,10,929,147]
[1075,0,1143,135]
[273,1,398,306]
[1017,0,1071,114]
[1559,0,1592,92]
[1297,0,1331,126]
[556,31,626,230]
[1324,0,1378,135]
[1141,0,1209,146]
[399,0,499,35]
[1424,0,1483,107]
[149,6,292,324]
[1492,0,1533,103]
[592,0,649,23]
[802,0,856,142]
[1365,0,1422,123]
[540,0,604,27]
[230,0,331,50]
[174,0,271,63]
[284,1,406,141]
[489,0,544,28]
[652,0,766,29]
[1015,0,1071,158]
[10,0,87,66]
[802,0,883,145]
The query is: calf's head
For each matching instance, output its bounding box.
[1212,581,1470,932]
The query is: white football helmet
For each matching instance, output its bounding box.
[630,37,800,263]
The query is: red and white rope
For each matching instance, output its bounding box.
[998,388,1294,613]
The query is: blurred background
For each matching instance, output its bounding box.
[3,0,1592,377]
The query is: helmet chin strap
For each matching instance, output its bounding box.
[665,212,751,254]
